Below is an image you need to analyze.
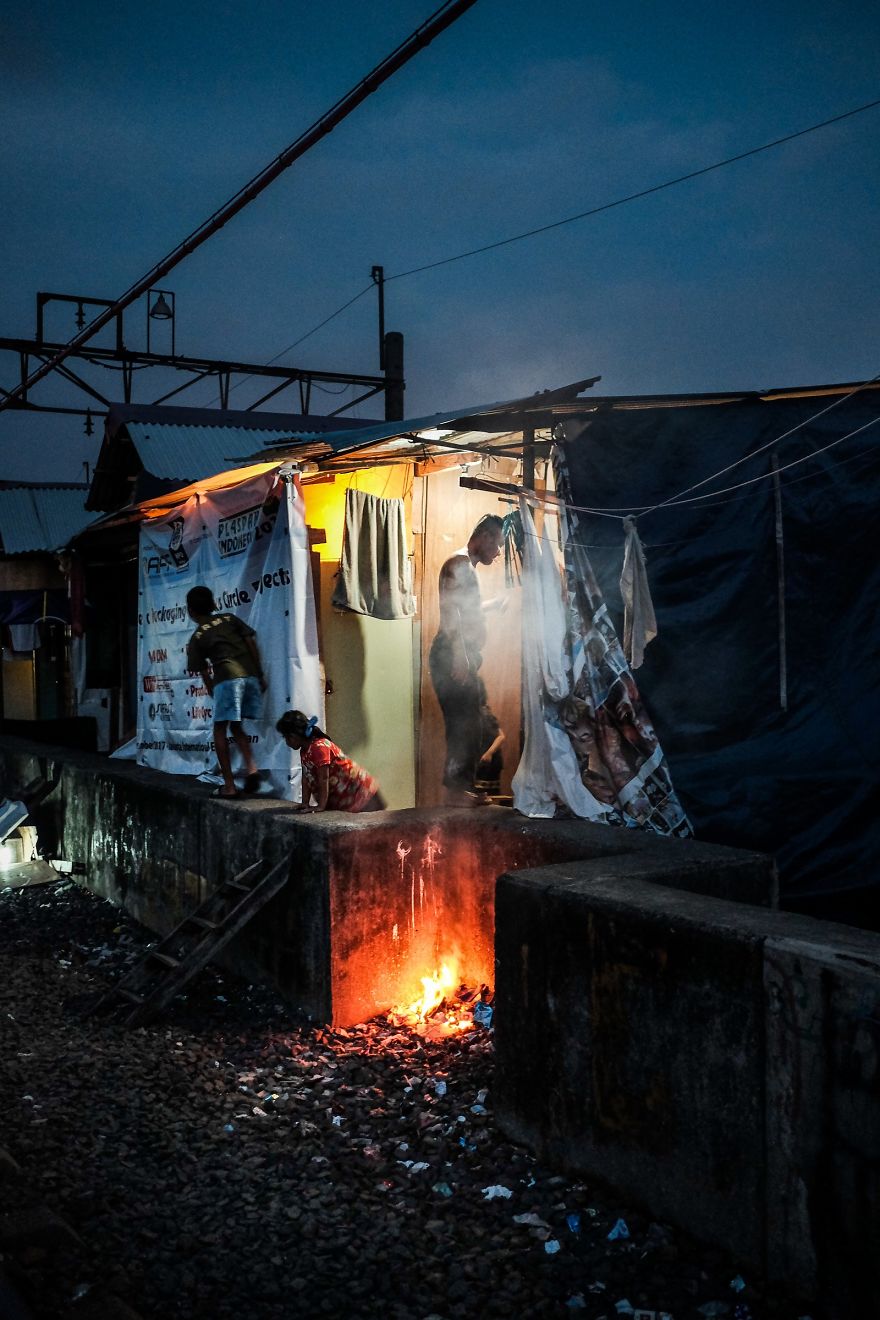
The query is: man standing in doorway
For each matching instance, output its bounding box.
[429,514,505,806]
[186,585,266,798]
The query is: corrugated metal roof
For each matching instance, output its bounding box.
[0,486,94,554]
[255,380,604,457]
[123,422,313,482]
[252,400,526,458]
[106,401,380,436]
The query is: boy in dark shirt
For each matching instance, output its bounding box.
[186,585,266,798]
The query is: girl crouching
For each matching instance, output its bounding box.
[277,710,386,813]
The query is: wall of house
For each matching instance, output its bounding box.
[304,467,416,809]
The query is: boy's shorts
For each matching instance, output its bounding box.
[213,676,262,723]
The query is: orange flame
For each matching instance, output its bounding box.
[388,959,473,1037]
[410,962,457,1021]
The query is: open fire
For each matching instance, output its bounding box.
[387,960,494,1039]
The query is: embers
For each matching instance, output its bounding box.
[388,973,494,1040]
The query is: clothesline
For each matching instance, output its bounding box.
[464,414,880,528]
[559,375,880,518]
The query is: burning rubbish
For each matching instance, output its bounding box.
[387,963,495,1039]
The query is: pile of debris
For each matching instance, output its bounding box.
[0,878,814,1320]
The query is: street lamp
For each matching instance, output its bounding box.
[147,289,176,355]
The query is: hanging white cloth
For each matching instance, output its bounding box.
[620,517,657,669]
[512,499,606,819]
[331,489,415,619]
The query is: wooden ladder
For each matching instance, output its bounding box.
[89,857,289,1026]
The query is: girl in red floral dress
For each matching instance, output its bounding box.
[276,710,386,813]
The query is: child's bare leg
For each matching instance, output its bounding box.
[213,723,238,795]
[230,722,258,778]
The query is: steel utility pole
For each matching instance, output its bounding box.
[0,0,477,419]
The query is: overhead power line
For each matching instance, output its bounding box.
[385,96,880,281]
[259,95,880,364]
[0,0,478,419]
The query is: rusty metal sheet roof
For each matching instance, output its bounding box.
[0,485,93,554]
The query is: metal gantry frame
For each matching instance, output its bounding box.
[0,289,403,420]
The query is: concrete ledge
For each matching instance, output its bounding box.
[1,735,776,1028]
[494,858,880,1316]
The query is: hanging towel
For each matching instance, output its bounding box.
[331,489,415,620]
[620,517,657,669]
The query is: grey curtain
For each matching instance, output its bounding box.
[331,489,415,620]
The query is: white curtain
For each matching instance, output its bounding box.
[512,499,607,819]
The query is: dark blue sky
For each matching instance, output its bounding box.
[1,0,878,481]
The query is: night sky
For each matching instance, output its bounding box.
[1,0,878,482]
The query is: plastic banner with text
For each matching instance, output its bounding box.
[136,469,323,798]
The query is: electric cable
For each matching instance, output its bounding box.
[0,0,478,418]
[635,371,880,516]
[384,98,880,283]
[547,374,880,515]
[203,97,880,400]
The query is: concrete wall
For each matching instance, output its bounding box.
[319,563,416,811]
[494,859,880,1317]
[1,736,774,1028]
[306,467,417,810]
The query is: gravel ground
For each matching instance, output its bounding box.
[0,878,816,1320]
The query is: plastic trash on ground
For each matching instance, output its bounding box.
[607,1217,630,1240]
[472,1001,494,1029]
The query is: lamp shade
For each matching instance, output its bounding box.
[149,292,173,320]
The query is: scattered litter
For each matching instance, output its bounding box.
[607,1217,630,1241]
[730,1276,746,1293]
[513,1213,549,1228]
[482,1184,513,1200]
[472,1001,494,1029]
[459,1137,476,1152]
[544,1239,561,1255]
[71,1282,92,1301]
[223,1124,235,1133]
[330,1114,342,1126]
[434,1079,447,1097]
[566,1212,581,1235]
[587,1282,607,1293]
[697,1305,730,1318]
[566,1295,586,1310]
[432,1181,453,1197]
[615,1301,634,1316]
[470,1103,488,1115]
